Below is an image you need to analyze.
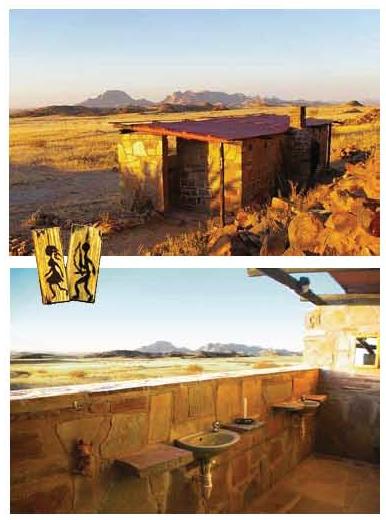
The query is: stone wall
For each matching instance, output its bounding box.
[207,141,243,215]
[118,133,168,212]
[304,305,380,370]
[117,126,330,214]
[316,370,380,464]
[11,368,318,514]
[303,306,380,464]
[174,139,210,210]
[241,135,286,205]
[308,125,329,177]
[284,128,313,187]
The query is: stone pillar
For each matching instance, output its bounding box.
[117,133,167,212]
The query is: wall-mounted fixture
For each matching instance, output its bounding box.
[72,439,93,476]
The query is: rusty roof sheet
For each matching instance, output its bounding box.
[122,115,290,142]
[329,269,380,295]
[306,118,332,127]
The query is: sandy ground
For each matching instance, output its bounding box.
[10,165,208,255]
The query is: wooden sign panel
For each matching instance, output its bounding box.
[32,227,69,304]
[66,225,102,303]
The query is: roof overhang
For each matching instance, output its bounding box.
[112,114,291,143]
[247,268,380,306]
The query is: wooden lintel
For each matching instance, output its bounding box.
[256,268,327,306]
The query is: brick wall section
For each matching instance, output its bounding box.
[208,141,243,215]
[11,368,319,513]
[284,128,313,187]
[118,133,167,212]
[241,135,285,205]
[316,370,380,464]
[175,139,211,210]
[309,125,329,175]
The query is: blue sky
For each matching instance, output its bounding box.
[10,268,343,353]
[9,9,379,108]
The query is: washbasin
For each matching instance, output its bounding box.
[302,399,320,409]
[175,429,240,458]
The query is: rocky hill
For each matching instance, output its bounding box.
[78,89,154,108]
[161,90,254,107]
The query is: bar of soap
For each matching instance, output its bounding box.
[234,417,255,425]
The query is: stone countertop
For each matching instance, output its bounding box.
[115,443,194,478]
[223,420,265,433]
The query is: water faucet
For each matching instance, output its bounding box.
[212,421,221,432]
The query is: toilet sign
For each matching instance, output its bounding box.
[32,227,69,304]
[66,225,102,303]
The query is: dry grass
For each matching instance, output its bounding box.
[11,104,378,174]
[9,104,379,256]
[10,355,303,389]
[184,363,204,374]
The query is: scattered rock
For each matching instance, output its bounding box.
[260,229,288,256]
[208,234,232,256]
[288,213,324,252]
[9,237,33,256]
[271,197,290,212]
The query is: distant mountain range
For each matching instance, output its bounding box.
[11,340,299,360]
[11,89,372,118]
[78,89,331,109]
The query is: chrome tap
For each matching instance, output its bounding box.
[212,421,221,432]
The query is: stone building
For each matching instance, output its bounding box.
[115,107,332,217]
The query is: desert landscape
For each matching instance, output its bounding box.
[9,99,380,256]
[10,352,302,390]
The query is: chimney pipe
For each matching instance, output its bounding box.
[290,106,307,129]
[300,106,306,128]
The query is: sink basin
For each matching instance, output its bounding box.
[302,399,320,409]
[175,429,240,458]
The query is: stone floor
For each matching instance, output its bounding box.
[245,454,380,513]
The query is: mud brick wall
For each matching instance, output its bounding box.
[11,368,319,514]
[284,128,313,187]
[241,135,285,205]
[304,305,380,370]
[207,141,243,215]
[118,133,168,212]
[316,370,380,464]
[175,139,211,210]
[309,125,329,174]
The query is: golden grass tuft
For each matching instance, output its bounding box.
[184,364,204,374]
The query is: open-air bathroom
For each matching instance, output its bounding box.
[10,268,380,513]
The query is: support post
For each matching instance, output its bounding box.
[326,124,332,168]
[219,142,225,227]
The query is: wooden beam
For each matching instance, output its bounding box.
[219,142,225,227]
[356,338,376,355]
[303,293,380,306]
[256,268,327,306]
[247,268,370,277]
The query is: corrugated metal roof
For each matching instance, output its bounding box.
[329,269,380,295]
[306,118,332,127]
[121,115,291,142]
